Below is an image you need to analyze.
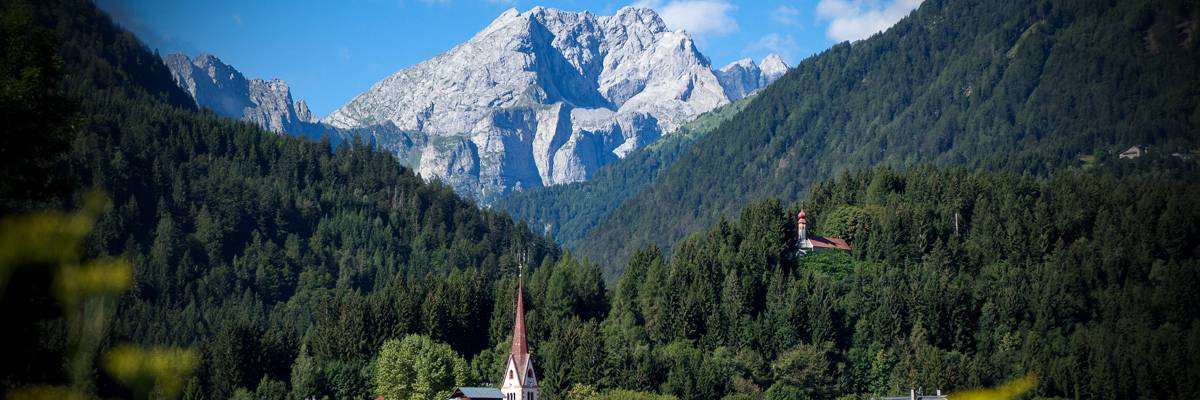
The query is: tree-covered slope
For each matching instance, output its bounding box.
[6,1,1199,400]
[576,0,1200,277]
[1,0,561,398]
[491,95,753,249]
[593,165,1200,400]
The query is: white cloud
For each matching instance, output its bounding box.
[816,0,923,42]
[771,5,801,26]
[341,46,351,61]
[633,0,739,37]
[743,33,800,65]
[232,14,242,27]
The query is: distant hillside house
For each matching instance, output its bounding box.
[1120,145,1147,158]
[450,387,506,400]
[1172,152,1196,160]
[796,210,851,255]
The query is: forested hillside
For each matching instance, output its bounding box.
[590,165,1200,400]
[576,0,1200,276]
[492,96,753,249]
[4,0,1198,400]
[1,0,558,398]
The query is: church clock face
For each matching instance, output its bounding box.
[523,368,535,386]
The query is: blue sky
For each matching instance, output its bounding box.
[98,0,921,117]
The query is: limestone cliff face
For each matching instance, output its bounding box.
[323,7,789,203]
[163,53,320,135]
[714,54,790,100]
[758,54,789,88]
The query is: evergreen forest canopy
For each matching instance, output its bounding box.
[0,0,1198,400]
[1,0,558,398]
[573,0,1200,277]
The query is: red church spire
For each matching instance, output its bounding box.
[511,263,528,356]
[502,259,539,400]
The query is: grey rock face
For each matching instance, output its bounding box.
[163,52,321,135]
[323,7,789,203]
[714,55,792,100]
[759,54,789,87]
[715,58,761,100]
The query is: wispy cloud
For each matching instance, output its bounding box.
[633,0,739,37]
[816,0,923,42]
[771,5,802,27]
[341,46,351,61]
[232,14,242,27]
[743,33,800,65]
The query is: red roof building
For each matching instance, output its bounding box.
[797,209,852,254]
[807,234,852,251]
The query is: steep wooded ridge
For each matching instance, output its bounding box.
[492,94,754,249]
[577,0,1200,276]
[1,0,559,398]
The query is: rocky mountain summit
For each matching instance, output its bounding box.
[163,53,321,136]
[715,54,788,100]
[324,6,788,203]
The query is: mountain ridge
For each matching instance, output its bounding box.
[492,93,757,249]
[574,0,1200,277]
[163,52,325,138]
[322,6,787,203]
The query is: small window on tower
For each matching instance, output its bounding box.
[526,369,532,378]
[509,370,513,379]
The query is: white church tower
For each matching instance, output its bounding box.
[500,263,539,400]
[798,209,810,250]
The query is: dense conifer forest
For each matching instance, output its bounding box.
[596,165,1199,400]
[1,0,1197,400]
[2,0,558,398]
[574,0,1200,277]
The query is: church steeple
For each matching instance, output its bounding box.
[511,266,528,356]
[501,262,538,400]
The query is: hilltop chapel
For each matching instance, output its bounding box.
[500,264,539,400]
[796,209,851,255]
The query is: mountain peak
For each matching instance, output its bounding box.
[614,6,667,32]
[724,58,757,69]
[714,54,788,100]
[321,7,784,203]
[759,54,789,85]
[163,52,320,135]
